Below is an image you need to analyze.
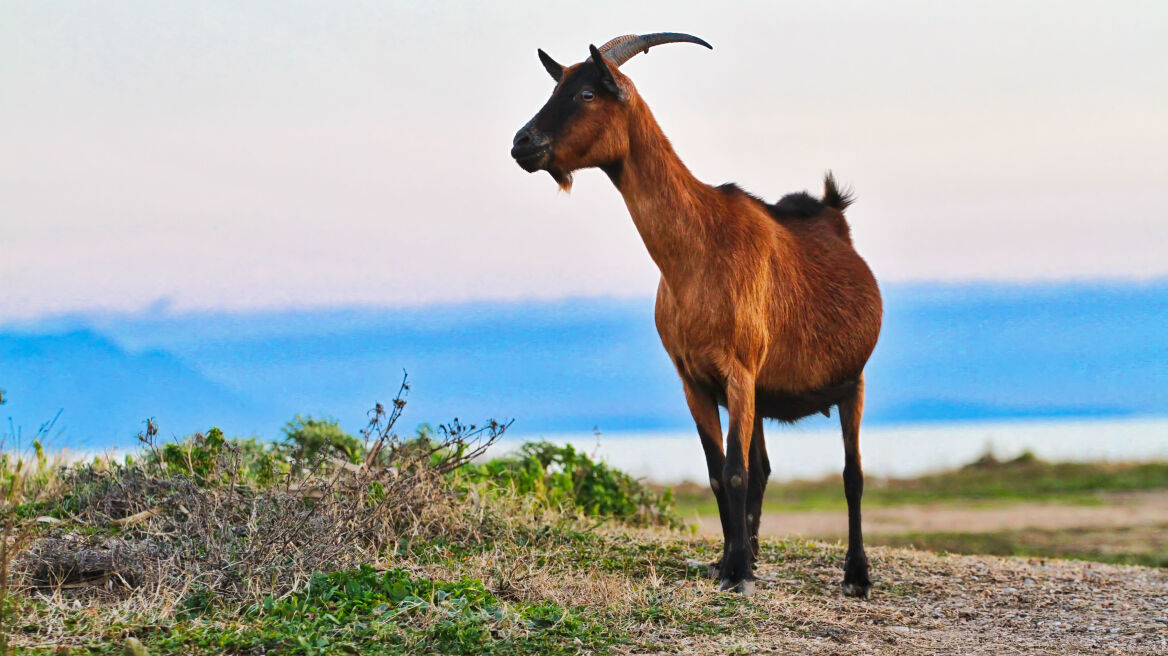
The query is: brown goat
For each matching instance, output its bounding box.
[511,33,882,596]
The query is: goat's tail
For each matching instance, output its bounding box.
[822,172,855,212]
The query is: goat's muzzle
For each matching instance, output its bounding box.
[511,124,550,172]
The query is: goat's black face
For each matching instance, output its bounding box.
[511,48,629,189]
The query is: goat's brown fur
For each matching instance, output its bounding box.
[513,47,882,596]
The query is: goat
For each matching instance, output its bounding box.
[511,33,882,597]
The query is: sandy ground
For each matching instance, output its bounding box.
[696,490,1168,538]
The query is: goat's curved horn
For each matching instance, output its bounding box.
[596,32,712,67]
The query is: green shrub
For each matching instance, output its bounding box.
[462,442,680,528]
[281,415,362,467]
[157,427,227,483]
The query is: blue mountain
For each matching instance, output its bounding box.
[0,330,258,448]
[2,280,1165,449]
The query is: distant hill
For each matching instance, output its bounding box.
[0,330,259,448]
[2,280,1165,448]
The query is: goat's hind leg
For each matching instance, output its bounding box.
[838,375,871,598]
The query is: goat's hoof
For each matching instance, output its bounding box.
[842,551,871,598]
[841,580,871,599]
[719,577,755,596]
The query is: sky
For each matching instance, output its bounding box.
[2,1,1167,321]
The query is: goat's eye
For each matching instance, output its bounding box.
[580,89,595,102]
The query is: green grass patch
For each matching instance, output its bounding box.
[671,451,1168,515]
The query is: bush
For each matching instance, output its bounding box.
[461,442,680,529]
[281,415,362,467]
[17,402,506,607]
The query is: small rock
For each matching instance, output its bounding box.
[1153,618,1167,623]
[1110,628,1120,634]
[889,626,911,633]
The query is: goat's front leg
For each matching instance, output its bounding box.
[746,414,770,560]
[682,380,728,579]
[719,368,756,594]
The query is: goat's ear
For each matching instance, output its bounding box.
[588,44,626,101]
[537,49,563,82]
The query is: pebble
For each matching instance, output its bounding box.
[1153,618,1167,623]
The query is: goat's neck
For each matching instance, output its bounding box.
[611,101,714,287]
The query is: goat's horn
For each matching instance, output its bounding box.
[596,32,712,67]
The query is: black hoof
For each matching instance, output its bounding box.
[842,553,871,598]
[718,548,754,594]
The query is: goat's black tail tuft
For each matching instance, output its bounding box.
[822,172,855,211]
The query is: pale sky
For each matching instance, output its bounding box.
[2,1,1166,320]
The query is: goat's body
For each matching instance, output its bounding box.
[653,187,881,422]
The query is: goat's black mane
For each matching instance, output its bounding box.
[717,174,854,222]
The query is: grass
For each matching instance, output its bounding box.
[4,396,1167,654]
[671,451,1168,516]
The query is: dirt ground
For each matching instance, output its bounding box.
[696,490,1168,538]
[676,546,1168,655]
[671,491,1168,653]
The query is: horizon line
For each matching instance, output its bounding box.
[4,275,1168,328]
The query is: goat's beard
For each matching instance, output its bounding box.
[548,168,573,193]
